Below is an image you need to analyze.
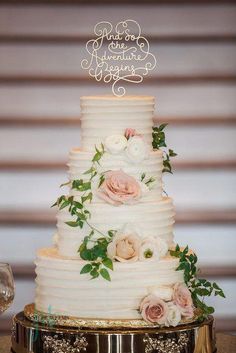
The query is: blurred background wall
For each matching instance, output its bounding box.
[0,0,236,334]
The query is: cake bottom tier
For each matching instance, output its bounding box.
[11,311,216,353]
[35,247,184,320]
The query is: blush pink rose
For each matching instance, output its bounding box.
[140,294,169,325]
[173,283,194,319]
[97,170,141,206]
[124,128,137,139]
[107,232,141,263]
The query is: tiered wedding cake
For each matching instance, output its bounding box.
[33,96,211,327]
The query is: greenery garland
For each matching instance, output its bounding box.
[52,143,156,281]
[170,245,225,319]
[52,144,115,281]
[152,124,177,173]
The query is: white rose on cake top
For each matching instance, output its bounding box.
[104,134,127,154]
[126,135,150,163]
[104,128,150,164]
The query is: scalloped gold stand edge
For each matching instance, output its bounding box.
[11,307,217,353]
[24,303,201,329]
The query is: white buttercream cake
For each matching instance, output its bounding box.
[34,95,196,326]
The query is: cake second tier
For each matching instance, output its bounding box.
[54,146,174,258]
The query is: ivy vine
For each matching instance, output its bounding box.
[170,245,225,319]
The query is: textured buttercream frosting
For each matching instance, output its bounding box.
[34,95,184,321]
[80,96,154,150]
[35,248,183,319]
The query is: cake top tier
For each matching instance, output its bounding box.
[81,95,154,102]
[80,95,155,151]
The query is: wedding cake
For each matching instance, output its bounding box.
[33,95,223,328]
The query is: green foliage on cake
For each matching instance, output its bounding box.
[152,124,177,173]
[170,245,225,319]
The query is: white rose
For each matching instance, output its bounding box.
[165,303,182,327]
[126,136,150,163]
[104,134,127,154]
[156,237,169,258]
[139,236,160,261]
[148,286,173,301]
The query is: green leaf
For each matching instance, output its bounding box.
[92,152,102,163]
[108,230,115,238]
[80,264,92,274]
[60,181,70,188]
[78,220,84,228]
[195,288,211,296]
[72,180,91,191]
[79,182,91,191]
[83,167,96,175]
[73,201,83,209]
[102,258,113,271]
[213,282,220,290]
[65,221,80,227]
[100,268,111,281]
[159,123,168,131]
[206,306,215,314]
[80,248,94,261]
[76,212,87,221]
[78,242,86,253]
[88,230,95,238]
[81,192,93,203]
[141,173,146,182]
[51,201,58,208]
[59,200,70,210]
[169,149,177,157]
[98,174,105,188]
[90,268,99,279]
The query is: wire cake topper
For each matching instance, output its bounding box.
[81,19,157,97]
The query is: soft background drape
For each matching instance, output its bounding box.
[0,0,236,334]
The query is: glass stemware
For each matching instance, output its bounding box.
[0,263,15,314]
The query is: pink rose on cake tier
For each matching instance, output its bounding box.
[124,128,141,139]
[140,294,169,325]
[97,170,142,206]
[173,283,194,319]
[107,230,141,263]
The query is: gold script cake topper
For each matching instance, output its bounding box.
[81,19,157,97]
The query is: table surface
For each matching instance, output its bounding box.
[1,333,236,353]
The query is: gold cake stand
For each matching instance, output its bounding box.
[11,304,217,353]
